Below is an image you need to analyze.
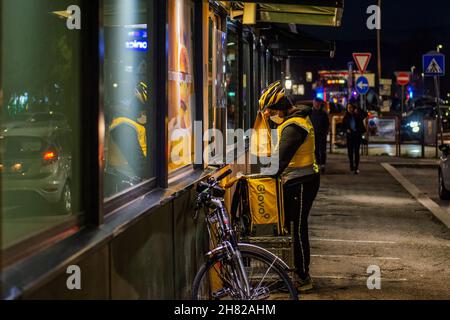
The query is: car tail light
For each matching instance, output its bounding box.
[43,150,58,164]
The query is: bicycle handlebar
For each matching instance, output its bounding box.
[216,169,232,183]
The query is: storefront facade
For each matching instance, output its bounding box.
[1,0,270,299]
[0,0,343,299]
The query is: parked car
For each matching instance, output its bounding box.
[439,144,450,200]
[0,124,73,214]
[400,105,450,141]
[1,112,70,133]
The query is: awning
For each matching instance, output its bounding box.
[261,25,335,58]
[223,1,344,27]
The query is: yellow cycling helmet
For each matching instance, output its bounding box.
[259,81,291,111]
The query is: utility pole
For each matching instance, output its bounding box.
[436,44,443,97]
[436,45,444,145]
[377,0,382,111]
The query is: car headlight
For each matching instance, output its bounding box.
[409,121,419,128]
[412,126,420,133]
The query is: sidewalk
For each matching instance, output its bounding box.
[303,154,450,300]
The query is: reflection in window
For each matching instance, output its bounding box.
[1,0,81,250]
[103,0,154,198]
[168,0,195,173]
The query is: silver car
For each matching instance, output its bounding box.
[439,144,450,200]
[0,124,72,214]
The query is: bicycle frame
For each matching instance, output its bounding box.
[194,169,296,300]
[203,197,252,298]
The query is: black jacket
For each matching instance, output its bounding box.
[273,105,311,177]
[342,111,366,135]
[311,107,330,137]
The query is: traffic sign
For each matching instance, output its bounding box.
[396,72,410,86]
[353,53,372,74]
[355,76,370,95]
[423,53,445,77]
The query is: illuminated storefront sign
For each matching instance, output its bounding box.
[125,39,148,51]
[125,29,148,52]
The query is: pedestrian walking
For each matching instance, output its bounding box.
[342,103,366,174]
[311,98,330,174]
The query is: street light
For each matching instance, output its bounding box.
[437,44,443,52]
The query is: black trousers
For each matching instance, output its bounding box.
[283,174,320,280]
[347,132,362,171]
[315,135,328,166]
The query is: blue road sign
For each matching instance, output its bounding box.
[355,76,370,95]
[423,53,445,77]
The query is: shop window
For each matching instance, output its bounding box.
[207,14,226,130]
[204,11,227,165]
[253,41,260,118]
[1,0,82,251]
[242,40,252,131]
[168,0,195,173]
[260,50,267,90]
[226,28,239,130]
[103,0,155,199]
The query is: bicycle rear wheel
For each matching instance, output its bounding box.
[192,244,298,300]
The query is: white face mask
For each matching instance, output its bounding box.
[270,115,284,125]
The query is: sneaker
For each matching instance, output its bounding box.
[295,275,314,292]
[354,169,360,175]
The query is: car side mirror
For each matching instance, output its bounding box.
[439,144,450,156]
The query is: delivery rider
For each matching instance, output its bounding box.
[106,82,151,194]
[260,80,320,292]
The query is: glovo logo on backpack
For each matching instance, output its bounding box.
[256,184,270,221]
[247,176,285,235]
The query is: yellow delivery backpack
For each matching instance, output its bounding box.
[229,175,286,237]
[250,111,272,158]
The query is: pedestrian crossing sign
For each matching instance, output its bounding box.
[423,53,445,77]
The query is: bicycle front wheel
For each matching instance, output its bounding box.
[192,244,298,300]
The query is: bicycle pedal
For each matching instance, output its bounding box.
[252,287,270,300]
[212,288,231,299]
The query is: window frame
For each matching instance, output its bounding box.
[0,0,100,267]
[202,4,229,167]
[102,0,162,210]
[166,0,198,179]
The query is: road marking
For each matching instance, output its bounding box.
[311,238,397,245]
[382,163,450,229]
[312,254,400,261]
[312,275,408,282]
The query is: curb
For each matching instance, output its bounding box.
[381,162,450,229]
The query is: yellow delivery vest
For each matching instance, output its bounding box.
[108,117,147,168]
[276,116,319,176]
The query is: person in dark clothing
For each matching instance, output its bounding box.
[342,104,366,174]
[260,81,320,292]
[311,98,330,173]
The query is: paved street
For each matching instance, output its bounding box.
[303,154,450,300]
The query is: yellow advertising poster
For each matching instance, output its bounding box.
[168,0,195,172]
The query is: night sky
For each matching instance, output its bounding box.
[299,0,450,92]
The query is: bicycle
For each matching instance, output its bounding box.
[191,169,298,300]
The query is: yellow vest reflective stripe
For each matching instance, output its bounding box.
[108,117,147,167]
[276,116,319,174]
